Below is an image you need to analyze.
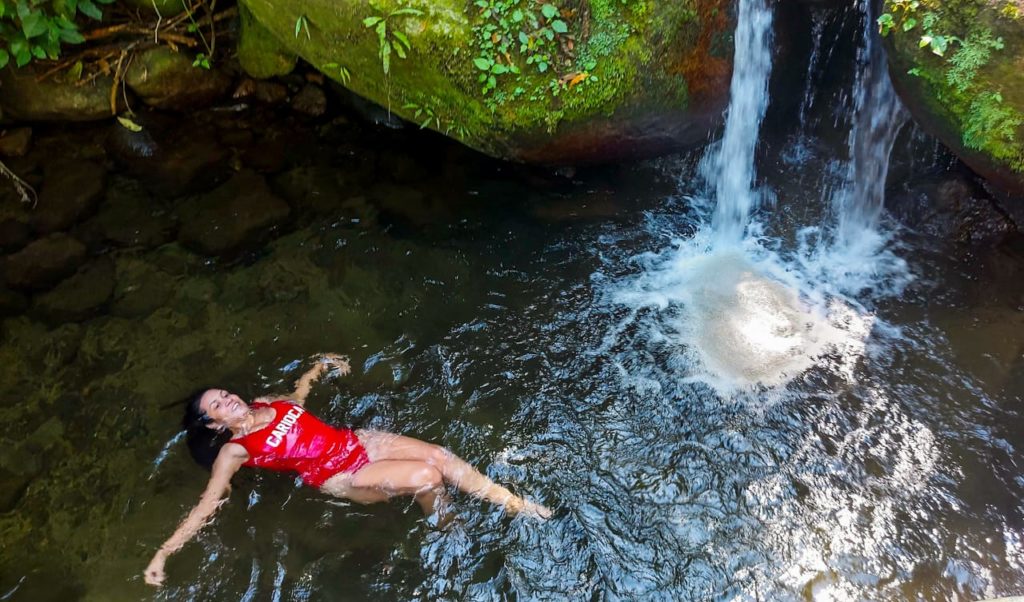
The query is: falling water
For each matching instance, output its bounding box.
[834,0,907,249]
[702,0,774,247]
[612,0,910,392]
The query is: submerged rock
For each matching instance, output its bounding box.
[291,84,327,117]
[0,219,31,253]
[31,256,116,323]
[881,0,1024,194]
[32,160,107,234]
[110,258,176,318]
[177,170,291,257]
[239,0,733,163]
[106,112,230,197]
[125,47,232,110]
[2,234,88,291]
[85,178,176,249]
[0,128,32,157]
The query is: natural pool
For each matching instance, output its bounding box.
[3,3,1024,601]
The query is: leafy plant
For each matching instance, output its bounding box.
[323,62,351,85]
[294,14,310,40]
[192,52,211,69]
[402,100,471,139]
[0,0,116,68]
[362,6,422,75]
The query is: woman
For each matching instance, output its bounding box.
[144,353,550,587]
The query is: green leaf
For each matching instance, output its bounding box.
[117,116,144,132]
[392,30,410,49]
[59,27,85,44]
[512,9,522,21]
[473,57,491,70]
[919,34,931,48]
[0,50,8,69]
[78,0,102,20]
[551,19,567,33]
[541,4,558,19]
[392,40,406,58]
[363,16,382,27]
[907,67,921,76]
[901,17,916,31]
[0,2,5,18]
[491,63,507,74]
[390,8,423,16]
[538,61,548,73]
[21,12,46,38]
[518,31,528,44]
[65,59,83,81]
[30,45,45,59]
[420,116,431,129]
[295,16,302,37]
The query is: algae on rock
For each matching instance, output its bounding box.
[238,0,734,163]
[881,0,1024,194]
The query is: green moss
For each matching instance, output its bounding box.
[881,0,1024,173]
[237,4,298,79]
[239,0,710,158]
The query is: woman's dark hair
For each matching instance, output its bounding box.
[183,387,232,470]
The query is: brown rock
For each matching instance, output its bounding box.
[291,84,327,117]
[0,128,32,158]
[31,256,116,323]
[32,160,106,233]
[3,234,87,291]
[0,219,31,252]
[177,170,291,257]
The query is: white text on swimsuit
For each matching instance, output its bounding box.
[266,406,305,448]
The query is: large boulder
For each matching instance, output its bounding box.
[237,4,298,79]
[881,0,1024,194]
[239,0,734,163]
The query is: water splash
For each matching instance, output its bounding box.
[610,0,910,394]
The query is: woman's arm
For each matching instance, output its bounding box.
[282,354,351,407]
[144,443,248,587]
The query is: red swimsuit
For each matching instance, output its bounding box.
[233,400,370,488]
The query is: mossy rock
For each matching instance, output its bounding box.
[239,0,734,163]
[0,66,119,122]
[125,47,232,109]
[237,4,298,79]
[881,0,1024,194]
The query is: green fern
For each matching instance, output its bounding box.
[946,30,1003,92]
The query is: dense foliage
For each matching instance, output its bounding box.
[0,0,115,68]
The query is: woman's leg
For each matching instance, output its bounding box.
[355,430,550,517]
[321,460,445,515]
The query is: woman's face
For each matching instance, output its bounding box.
[199,389,249,427]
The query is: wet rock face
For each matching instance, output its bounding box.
[888,172,1015,245]
[31,257,116,323]
[83,178,176,249]
[125,47,233,110]
[240,0,733,163]
[177,170,291,257]
[32,160,107,234]
[106,113,230,197]
[2,234,88,291]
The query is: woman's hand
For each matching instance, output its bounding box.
[318,353,351,376]
[144,551,167,586]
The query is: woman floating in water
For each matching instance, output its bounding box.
[144,353,550,587]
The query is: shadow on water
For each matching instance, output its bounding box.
[1,3,1024,602]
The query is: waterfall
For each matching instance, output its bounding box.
[833,0,907,250]
[702,0,775,247]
